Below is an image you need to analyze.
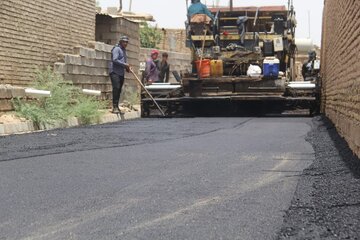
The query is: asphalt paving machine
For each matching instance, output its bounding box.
[141,0,320,117]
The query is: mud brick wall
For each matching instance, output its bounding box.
[321,0,360,157]
[140,48,192,83]
[0,0,95,86]
[157,29,191,54]
[55,40,140,104]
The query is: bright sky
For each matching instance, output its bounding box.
[98,0,324,46]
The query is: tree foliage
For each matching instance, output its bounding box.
[140,22,162,48]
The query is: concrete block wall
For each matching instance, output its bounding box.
[321,0,360,157]
[140,49,192,83]
[0,85,26,112]
[157,29,191,54]
[95,15,141,104]
[55,40,141,104]
[0,0,95,86]
[96,15,140,47]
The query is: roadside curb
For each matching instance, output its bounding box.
[0,110,141,136]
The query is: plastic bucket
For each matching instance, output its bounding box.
[210,60,224,77]
[195,60,211,78]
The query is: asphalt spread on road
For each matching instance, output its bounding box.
[1,116,359,239]
[278,116,360,239]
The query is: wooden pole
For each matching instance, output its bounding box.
[197,29,207,79]
[129,68,166,116]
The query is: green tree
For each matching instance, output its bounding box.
[140,22,162,48]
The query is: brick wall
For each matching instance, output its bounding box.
[321,0,360,157]
[0,0,95,86]
[140,48,192,83]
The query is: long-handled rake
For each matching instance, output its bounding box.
[129,68,166,116]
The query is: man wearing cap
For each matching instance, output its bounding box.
[109,35,130,114]
[144,49,160,83]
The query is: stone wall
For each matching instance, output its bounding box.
[0,0,95,86]
[321,0,360,157]
[140,49,192,83]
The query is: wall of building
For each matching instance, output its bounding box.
[321,0,360,157]
[157,29,191,54]
[0,85,25,112]
[96,15,140,47]
[95,16,141,104]
[54,41,140,106]
[0,0,95,86]
[140,49,192,83]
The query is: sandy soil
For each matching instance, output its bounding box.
[0,113,27,124]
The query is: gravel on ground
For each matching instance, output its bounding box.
[278,116,360,240]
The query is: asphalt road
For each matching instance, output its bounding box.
[0,117,316,240]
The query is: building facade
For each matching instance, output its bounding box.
[0,0,96,86]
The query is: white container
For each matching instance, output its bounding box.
[313,60,321,70]
[295,38,314,54]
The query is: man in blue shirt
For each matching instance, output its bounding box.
[188,0,214,21]
[109,35,130,114]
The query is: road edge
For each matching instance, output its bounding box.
[0,110,141,136]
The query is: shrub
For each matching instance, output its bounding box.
[13,67,106,128]
[72,95,106,125]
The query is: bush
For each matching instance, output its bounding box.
[72,95,106,125]
[123,87,140,106]
[13,67,106,128]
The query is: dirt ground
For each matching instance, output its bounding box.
[0,112,27,124]
[0,102,137,125]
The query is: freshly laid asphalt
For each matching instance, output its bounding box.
[0,116,359,239]
[278,116,360,240]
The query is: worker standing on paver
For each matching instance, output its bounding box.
[188,0,214,21]
[109,35,130,114]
